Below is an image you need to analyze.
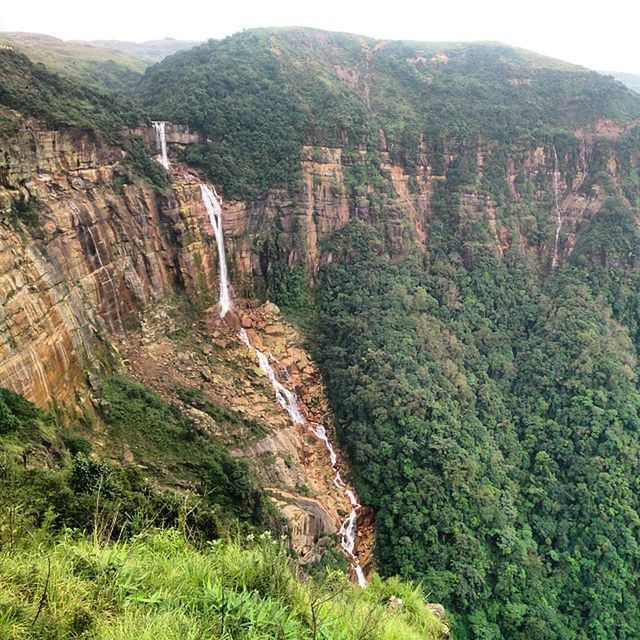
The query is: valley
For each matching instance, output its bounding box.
[1,25,640,639]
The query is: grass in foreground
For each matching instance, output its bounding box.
[0,529,448,640]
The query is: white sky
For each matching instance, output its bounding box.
[1,0,639,74]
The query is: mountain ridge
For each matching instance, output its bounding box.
[2,24,640,640]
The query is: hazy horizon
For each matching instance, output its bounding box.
[1,0,639,75]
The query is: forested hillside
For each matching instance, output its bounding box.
[0,32,147,90]
[0,46,142,132]
[137,27,640,639]
[140,28,640,200]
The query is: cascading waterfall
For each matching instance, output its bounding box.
[201,184,366,586]
[551,146,563,271]
[152,121,170,170]
[200,184,231,317]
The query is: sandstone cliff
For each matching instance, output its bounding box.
[0,117,631,578]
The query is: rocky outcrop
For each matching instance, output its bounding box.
[124,123,203,149]
[120,299,374,573]
[0,126,220,406]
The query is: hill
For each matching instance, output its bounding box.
[0,31,146,90]
[90,37,201,63]
[602,70,640,93]
[0,45,142,132]
[140,27,640,200]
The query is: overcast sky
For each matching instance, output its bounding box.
[1,0,638,74]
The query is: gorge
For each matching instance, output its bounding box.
[2,26,640,640]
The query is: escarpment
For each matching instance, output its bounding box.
[1,113,635,415]
[0,119,378,576]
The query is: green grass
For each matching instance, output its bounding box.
[0,529,447,640]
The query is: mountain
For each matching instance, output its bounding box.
[602,70,640,93]
[0,44,142,131]
[89,37,201,63]
[0,31,147,89]
[3,25,640,640]
[139,27,640,200]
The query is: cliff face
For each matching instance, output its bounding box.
[218,121,628,294]
[0,122,373,573]
[0,125,218,406]
[0,119,628,407]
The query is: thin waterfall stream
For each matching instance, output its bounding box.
[200,182,367,586]
[551,146,563,271]
[150,132,366,584]
[152,121,170,170]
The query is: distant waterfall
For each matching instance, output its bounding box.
[239,329,367,587]
[200,184,231,318]
[551,146,563,271]
[152,121,170,170]
[199,182,366,585]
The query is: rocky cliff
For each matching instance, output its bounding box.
[0,120,374,575]
[0,115,629,432]
[0,124,220,406]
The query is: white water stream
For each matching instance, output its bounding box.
[152,121,170,170]
[200,184,232,318]
[551,146,563,271]
[199,184,366,586]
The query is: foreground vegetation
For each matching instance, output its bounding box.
[0,387,448,639]
[0,530,447,640]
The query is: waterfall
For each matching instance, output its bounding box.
[551,146,563,271]
[152,121,170,170]
[200,182,366,585]
[239,328,367,587]
[200,185,232,317]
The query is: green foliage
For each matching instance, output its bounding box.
[311,214,640,639]
[141,31,306,200]
[7,195,41,227]
[102,374,270,525]
[0,387,42,435]
[266,263,310,315]
[0,529,447,640]
[0,48,142,134]
[124,136,170,192]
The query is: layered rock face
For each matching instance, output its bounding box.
[0,126,219,406]
[0,119,627,407]
[219,120,628,297]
